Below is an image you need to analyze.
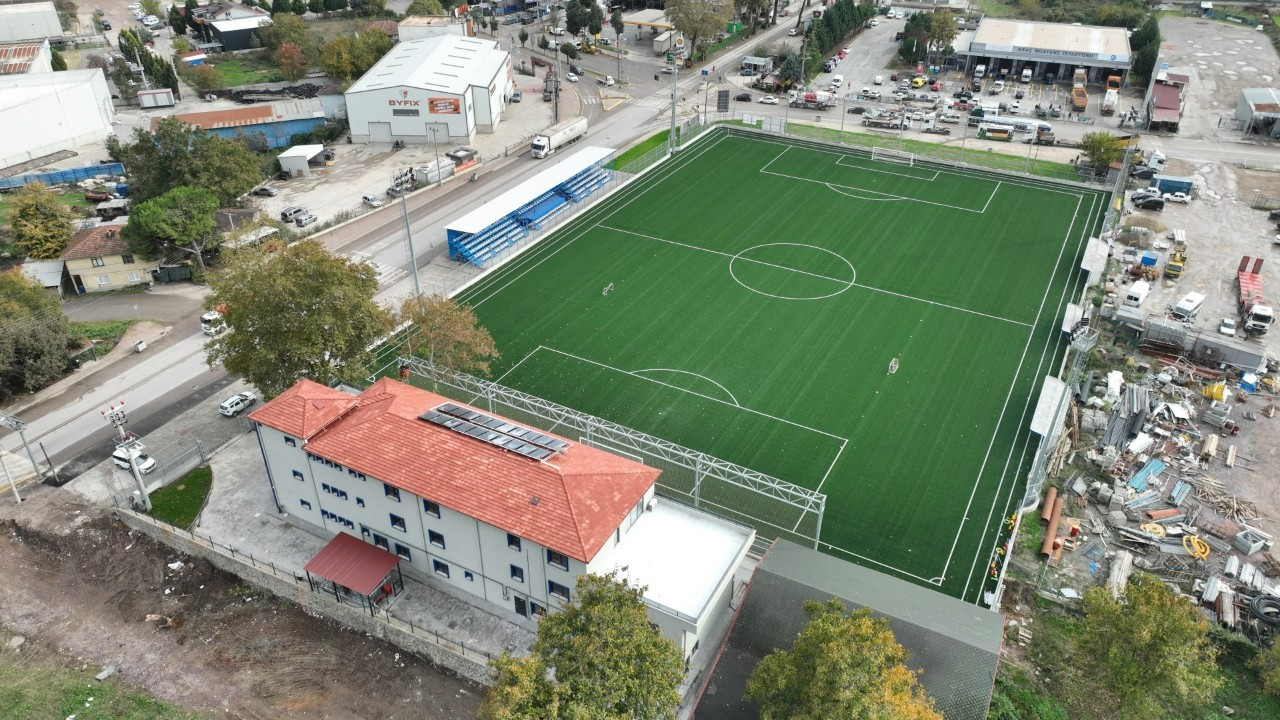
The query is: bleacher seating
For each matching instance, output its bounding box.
[447,164,614,266]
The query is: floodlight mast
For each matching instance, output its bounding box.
[102,401,151,511]
[0,410,40,503]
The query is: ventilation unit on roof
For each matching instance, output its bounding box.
[417,403,570,461]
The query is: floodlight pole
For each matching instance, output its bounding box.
[668,62,678,154]
[102,401,150,512]
[0,411,41,490]
[400,192,421,297]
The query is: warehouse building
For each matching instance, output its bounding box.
[152,99,326,149]
[398,14,474,41]
[1236,88,1280,139]
[0,69,114,171]
[0,2,61,44]
[957,18,1132,86]
[208,14,272,51]
[345,35,512,144]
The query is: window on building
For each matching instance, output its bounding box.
[299,499,312,510]
[356,497,365,507]
[507,533,521,551]
[510,565,524,583]
[90,256,105,267]
[548,581,571,602]
[628,497,645,528]
[373,533,389,551]
[464,571,474,581]
[433,560,450,577]
[428,530,445,549]
[546,549,569,571]
[292,470,304,481]
[284,436,296,447]
[390,513,406,532]
[97,275,111,286]
[384,483,400,501]
[530,601,546,616]
[127,272,141,282]
[361,525,371,538]
[423,499,440,517]
[121,253,135,264]
[394,543,412,560]
[322,483,330,493]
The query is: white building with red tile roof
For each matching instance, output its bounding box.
[250,377,753,659]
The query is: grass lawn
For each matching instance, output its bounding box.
[67,320,135,356]
[0,633,207,719]
[206,58,282,87]
[383,128,1106,601]
[148,465,213,529]
[609,129,673,172]
[0,192,93,228]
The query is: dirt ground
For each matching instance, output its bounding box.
[0,487,482,720]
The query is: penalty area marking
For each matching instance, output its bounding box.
[761,167,999,214]
[834,154,941,182]
[631,368,741,406]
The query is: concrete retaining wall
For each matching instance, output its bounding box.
[114,508,494,686]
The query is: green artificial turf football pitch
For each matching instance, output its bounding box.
[446,128,1107,603]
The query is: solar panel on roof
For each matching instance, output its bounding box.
[418,402,570,460]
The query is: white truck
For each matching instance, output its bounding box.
[531,117,588,159]
[1101,89,1118,116]
[653,30,674,55]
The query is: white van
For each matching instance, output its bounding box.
[974,64,986,79]
[1124,280,1151,307]
[870,75,879,85]
[1171,292,1206,321]
[1021,67,1032,83]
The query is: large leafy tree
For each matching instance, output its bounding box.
[106,118,263,205]
[168,5,186,35]
[406,0,443,14]
[0,270,71,402]
[51,48,67,71]
[1252,641,1280,697]
[745,599,941,720]
[205,240,391,397]
[925,9,957,55]
[10,182,76,260]
[397,294,498,389]
[480,572,684,720]
[1079,131,1124,168]
[1073,573,1221,718]
[665,0,732,59]
[277,42,307,81]
[256,11,309,52]
[123,187,219,271]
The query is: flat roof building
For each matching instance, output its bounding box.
[0,2,61,43]
[958,18,1132,86]
[1237,87,1280,139]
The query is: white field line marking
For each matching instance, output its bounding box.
[817,540,944,585]
[631,368,740,406]
[760,145,791,174]
[761,168,989,213]
[598,225,854,285]
[464,134,731,309]
[959,189,1102,603]
[793,438,848,533]
[939,189,1087,587]
[980,181,1002,214]
[599,225,1028,327]
[493,345,544,386]
[823,185,908,202]
[834,154,941,181]
[732,130,1089,199]
[538,346,849,443]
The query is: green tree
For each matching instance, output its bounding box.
[0,270,72,402]
[105,117,263,205]
[277,42,307,81]
[188,63,226,93]
[587,1,604,36]
[109,58,139,103]
[610,10,623,38]
[1073,573,1221,718]
[1129,14,1160,53]
[172,36,192,54]
[320,35,356,82]
[925,9,957,55]
[565,0,589,36]
[271,0,290,15]
[185,0,201,31]
[168,5,186,35]
[256,11,308,52]
[123,187,219,272]
[205,241,391,397]
[538,35,550,50]
[308,0,324,14]
[664,0,732,60]
[560,41,578,59]
[777,51,802,85]
[10,182,75,260]
[50,48,67,71]
[406,0,444,14]
[479,572,684,720]
[363,0,385,15]
[1132,42,1158,83]
[140,0,162,16]
[1252,641,1280,696]
[397,294,499,389]
[518,27,529,47]
[1079,131,1123,168]
[898,12,930,63]
[355,27,394,72]
[746,599,941,720]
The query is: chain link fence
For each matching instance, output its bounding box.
[146,437,207,490]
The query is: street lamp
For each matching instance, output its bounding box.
[428,126,442,185]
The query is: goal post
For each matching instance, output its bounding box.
[602,282,615,296]
[871,147,915,167]
[888,357,899,374]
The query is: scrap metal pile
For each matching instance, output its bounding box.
[231,83,322,104]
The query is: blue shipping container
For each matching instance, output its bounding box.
[1153,174,1194,195]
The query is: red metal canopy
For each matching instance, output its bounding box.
[303,532,400,596]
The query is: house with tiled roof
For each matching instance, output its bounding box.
[60,225,151,294]
[250,378,754,659]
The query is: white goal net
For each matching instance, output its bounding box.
[871,147,915,167]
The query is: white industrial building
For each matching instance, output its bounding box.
[956,18,1132,86]
[345,35,512,144]
[1237,88,1280,139]
[0,70,114,171]
[397,15,473,42]
[0,2,62,43]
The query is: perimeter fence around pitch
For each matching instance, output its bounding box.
[397,358,826,556]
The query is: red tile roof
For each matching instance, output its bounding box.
[0,42,43,75]
[247,379,360,439]
[304,531,401,595]
[61,226,128,260]
[254,378,661,563]
[1152,83,1181,110]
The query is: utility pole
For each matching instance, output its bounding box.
[0,411,42,489]
[668,62,678,154]
[400,191,421,296]
[102,401,151,512]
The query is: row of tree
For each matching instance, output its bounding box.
[0,271,72,403]
[1129,14,1161,83]
[898,9,958,65]
[252,13,395,83]
[118,28,182,100]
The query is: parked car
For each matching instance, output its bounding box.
[1134,196,1165,211]
[788,28,798,36]
[1132,188,1161,201]
[294,213,318,227]
[930,81,943,91]
[735,92,751,101]
[570,63,584,74]
[843,45,852,53]
[100,19,111,30]
[362,194,383,208]
[112,446,156,474]
[219,391,258,417]
[1043,73,1055,85]
[1163,192,1191,204]
[1220,318,1238,336]
[599,75,614,86]
[387,186,406,198]
[252,186,277,197]
[549,27,565,35]
[511,88,522,102]
[758,95,778,104]
[1268,208,1280,221]
[939,112,961,124]
[280,206,305,222]
[890,73,899,81]
[661,66,675,74]
[1131,167,1159,180]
